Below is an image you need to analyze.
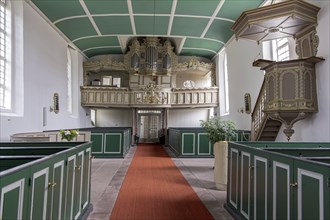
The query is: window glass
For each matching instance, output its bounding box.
[224,53,229,114]
[102,76,112,86]
[113,77,121,87]
[0,0,9,109]
[67,47,73,113]
[217,50,230,116]
[272,38,290,61]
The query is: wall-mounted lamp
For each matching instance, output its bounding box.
[237,107,244,114]
[49,93,59,114]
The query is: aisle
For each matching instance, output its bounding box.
[109,143,214,220]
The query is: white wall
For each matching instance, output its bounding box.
[0,2,91,141]
[96,108,210,128]
[276,0,330,141]
[95,109,133,127]
[168,108,210,127]
[219,39,264,130]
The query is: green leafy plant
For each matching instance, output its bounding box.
[200,117,237,144]
[59,129,79,141]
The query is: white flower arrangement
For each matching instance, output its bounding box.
[59,129,79,141]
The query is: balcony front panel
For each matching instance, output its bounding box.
[171,88,218,108]
[81,86,130,107]
[81,86,218,108]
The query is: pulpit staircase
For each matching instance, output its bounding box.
[251,79,281,141]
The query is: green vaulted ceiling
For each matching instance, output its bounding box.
[28,0,264,60]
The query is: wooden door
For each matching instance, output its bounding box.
[64,154,76,219]
[139,114,160,143]
[73,150,84,219]
[48,159,65,220]
[29,166,50,220]
[81,148,91,209]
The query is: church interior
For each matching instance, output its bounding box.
[0,0,329,219]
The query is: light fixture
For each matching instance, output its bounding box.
[266,27,283,34]
[137,82,167,104]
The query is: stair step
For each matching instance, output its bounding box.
[263,127,280,132]
[261,131,278,137]
[255,116,282,141]
[259,137,276,141]
[266,121,282,127]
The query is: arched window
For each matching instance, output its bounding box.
[0,0,11,110]
[67,47,73,114]
[218,50,229,116]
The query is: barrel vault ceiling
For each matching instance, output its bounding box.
[27,0,264,60]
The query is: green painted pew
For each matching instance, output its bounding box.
[225,141,330,220]
[0,142,92,220]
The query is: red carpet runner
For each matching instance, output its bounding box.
[110,144,214,220]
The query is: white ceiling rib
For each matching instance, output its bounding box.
[167,0,177,36]
[201,0,226,38]
[79,0,102,36]
[127,0,136,35]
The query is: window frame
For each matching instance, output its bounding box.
[0,0,10,110]
[67,47,73,114]
[217,50,230,116]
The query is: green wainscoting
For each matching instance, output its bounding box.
[225,141,330,220]
[168,128,250,158]
[182,133,195,155]
[0,142,92,220]
[168,128,212,157]
[82,127,132,158]
[104,133,122,154]
[90,133,103,153]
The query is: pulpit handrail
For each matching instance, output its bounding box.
[251,78,265,116]
[251,78,267,141]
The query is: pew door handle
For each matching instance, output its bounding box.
[290,182,298,187]
[48,182,56,188]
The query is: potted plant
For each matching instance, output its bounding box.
[200,117,237,144]
[200,117,237,190]
[59,129,79,141]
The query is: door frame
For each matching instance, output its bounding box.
[136,109,164,143]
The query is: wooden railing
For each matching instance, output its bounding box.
[80,86,218,108]
[251,79,267,141]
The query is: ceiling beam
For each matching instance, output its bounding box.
[79,0,102,36]
[201,0,225,38]
[127,0,137,35]
[167,0,177,36]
